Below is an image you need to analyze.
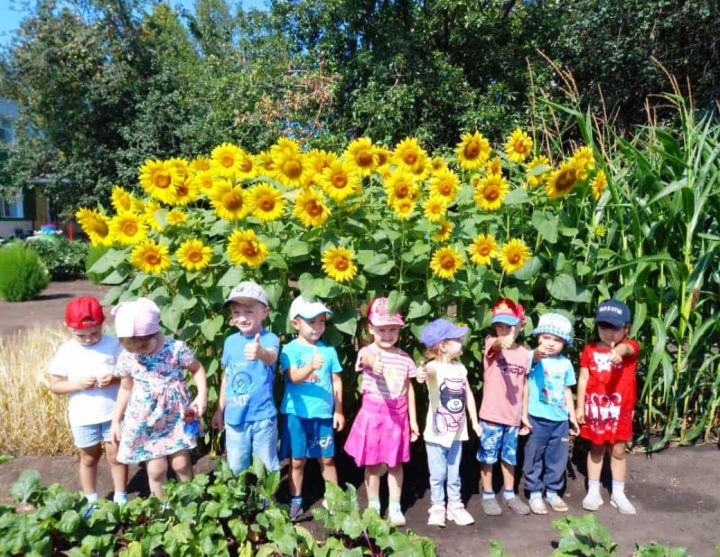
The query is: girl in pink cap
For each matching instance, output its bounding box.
[110,297,207,498]
[344,297,419,527]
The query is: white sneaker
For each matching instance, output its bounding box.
[582,491,604,511]
[427,504,446,527]
[529,497,548,515]
[446,502,474,525]
[545,495,569,512]
[367,501,381,514]
[387,506,406,527]
[610,493,637,515]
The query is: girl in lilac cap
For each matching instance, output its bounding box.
[344,297,419,527]
[110,297,207,498]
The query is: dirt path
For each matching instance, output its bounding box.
[0,447,717,556]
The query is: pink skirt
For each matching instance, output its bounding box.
[344,394,410,467]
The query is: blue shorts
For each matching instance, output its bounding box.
[71,420,112,449]
[280,414,335,459]
[476,421,519,465]
[225,417,280,474]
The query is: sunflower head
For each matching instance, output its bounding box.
[393,137,426,168]
[177,238,213,271]
[111,186,134,213]
[211,143,247,178]
[110,212,148,245]
[430,246,464,280]
[429,156,448,174]
[169,178,199,206]
[189,157,212,173]
[429,168,460,202]
[320,160,361,202]
[525,156,552,188]
[191,169,218,196]
[211,181,249,221]
[591,169,607,201]
[431,219,454,242]
[167,209,187,226]
[504,128,533,164]
[456,131,491,170]
[571,146,595,179]
[227,229,269,267]
[384,169,418,205]
[392,198,416,220]
[130,240,170,274]
[344,137,377,176]
[546,161,579,200]
[76,208,112,247]
[294,188,331,227]
[322,246,358,283]
[500,238,531,274]
[248,184,286,221]
[272,149,307,188]
[467,234,499,265]
[423,196,448,222]
[484,156,503,177]
[474,174,510,211]
[139,159,174,202]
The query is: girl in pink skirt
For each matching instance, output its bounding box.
[344,297,419,527]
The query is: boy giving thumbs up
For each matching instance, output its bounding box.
[212,281,280,475]
[279,295,345,521]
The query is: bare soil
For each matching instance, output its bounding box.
[1,281,719,556]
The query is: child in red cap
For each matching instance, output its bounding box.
[48,296,128,513]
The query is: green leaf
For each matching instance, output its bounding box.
[88,249,126,274]
[161,305,183,332]
[512,256,543,280]
[332,304,358,336]
[218,266,245,287]
[201,315,225,341]
[504,188,529,205]
[340,514,364,539]
[57,510,81,534]
[282,239,311,258]
[387,290,407,314]
[265,252,288,270]
[406,299,431,320]
[547,274,592,303]
[363,255,395,275]
[532,211,558,243]
[208,219,232,237]
[10,470,42,505]
[101,269,128,285]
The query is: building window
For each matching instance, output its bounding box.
[0,120,12,143]
[0,189,25,218]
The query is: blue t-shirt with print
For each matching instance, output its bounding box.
[527,351,576,422]
[279,339,342,419]
[221,330,280,426]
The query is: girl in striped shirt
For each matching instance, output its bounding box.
[344,297,419,526]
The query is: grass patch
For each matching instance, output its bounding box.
[0,325,75,455]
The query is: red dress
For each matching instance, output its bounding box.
[578,340,640,444]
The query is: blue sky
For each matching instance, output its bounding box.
[0,0,267,47]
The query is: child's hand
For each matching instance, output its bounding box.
[416,364,428,383]
[472,421,483,438]
[576,407,585,425]
[569,419,580,436]
[410,421,420,442]
[311,347,324,371]
[77,376,97,390]
[363,351,377,368]
[244,334,262,361]
[211,408,224,430]
[609,342,623,365]
[533,346,549,361]
[519,414,532,436]
[96,374,113,388]
[333,411,345,432]
[190,396,206,418]
[500,326,517,349]
[110,421,122,445]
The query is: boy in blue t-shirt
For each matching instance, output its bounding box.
[280,295,345,521]
[522,312,579,515]
[212,281,280,474]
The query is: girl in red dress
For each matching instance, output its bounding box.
[576,300,640,515]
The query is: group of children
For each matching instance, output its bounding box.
[50,283,640,526]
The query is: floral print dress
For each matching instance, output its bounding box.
[116,337,197,463]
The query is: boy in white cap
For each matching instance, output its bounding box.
[279,295,345,520]
[211,281,280,475]
[522,312,579,515]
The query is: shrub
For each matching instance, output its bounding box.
[0,243,49,301]
[85,245,110,284]
[26,237,88,280]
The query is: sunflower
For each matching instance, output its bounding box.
[255,149,276,176]
[592,223,607,238]
[271,148,307,188]
[130,240,170,274]
[571,146,595,179]
[191,169,218,196]
[227,229,269,267]
[236,151,257,179]
[321,246,357,283]
[384,169,418,205]
[500,239,531,274]
[474,173,510,211]
[248,184,285,221]
[167,157,190,181]
[294,188,331,227]
[111,186,134,213]
[423,196,448,222]
[306,149,338,174]
[318,159,361,202]
[211,143,247,178]
[591,169,607,200]
[467,234,498,265]
[429,168,460,203]
[546,161,579,200]
[375,147,392,168]
[525,156,552,188]
[484,156,503,177]
[169,178,199,206]
[429,156,448,174]
[167,209,187,226]
[189,157,212,173]
[75,208,112,247]
[456,131,491,170]
[176,238,213,271]
[504,128,533,163]
[432,219,454,242]
[392,198,416,220]
[110,212,148,245]
[139,159,174,203]
[210,181,249,221]
[393,137,426,168]
[344,137,377,177]
[143,200,164,232]
[430,246,464,279]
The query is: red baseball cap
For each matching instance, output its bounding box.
[65,296,105,329]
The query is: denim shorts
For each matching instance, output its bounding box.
[225,417,280,474]
[280,414,335,459]
[476,420,519,465]
[71,420,112,449]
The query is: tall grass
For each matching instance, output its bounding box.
[0,326,75,455]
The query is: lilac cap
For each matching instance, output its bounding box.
[112,297,161,338]
[419,318,469,348]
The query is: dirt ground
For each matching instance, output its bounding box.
[1,281,719,556]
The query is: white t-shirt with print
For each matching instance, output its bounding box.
[423,361,469,448]
[49,334,122,426]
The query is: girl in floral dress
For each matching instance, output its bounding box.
[110,298,207,498]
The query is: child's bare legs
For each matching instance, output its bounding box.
[319,457,337,485]
[78,444,102,497]
[387,464,402,501]
[365,464,385,510]
[146,457,169,498]
[609,442,627,481]
[169,450,194,482]
[289,457,306,497]
[480,463,494,493]
[583,442,608,511]
[500,461,515,491]
[104,442,128,502]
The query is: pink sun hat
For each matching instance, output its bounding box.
[368,297,404,327]
[112,297,161,338]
